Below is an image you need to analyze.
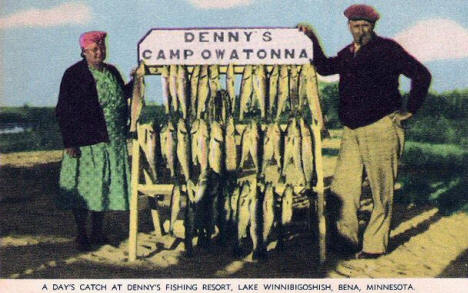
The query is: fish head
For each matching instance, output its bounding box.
[177,118,188,135]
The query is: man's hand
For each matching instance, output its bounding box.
[297,23,317,40]
[130,62,145,79]
[65,147,81,158]
[392,111,413,128]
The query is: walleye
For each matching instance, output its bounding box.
[176,118,191,181]
[160,120,177,178]
[239,65,253,120]
[169,65,179,112]
[197,65,209,118]
[268,65,279,116]
[253,65,267,119]
[234,181,251,255]
[191,118,210,174]
[299,117,314,187]
[289,65,300,113]
[262,183,275,245]
[240,120,263,174]
[190,66,200,118]
[129,63,145,133]
[161,66,172,114]
[276,65,289,119]
[208,65,221,117]
[225,116,238,172]
[209,121,224,175]
[145,125,160,182]
[263,122,284,172]
[177,65,189,119]
[301,64,326,130]
[283,118,306,184]
[169,184,182,235]
[249,180,265,259]
[226,63,236,115]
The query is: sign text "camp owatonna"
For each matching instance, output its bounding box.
[138,28,313,65]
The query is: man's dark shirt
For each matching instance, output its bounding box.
[312,33,431,129]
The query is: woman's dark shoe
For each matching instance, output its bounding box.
[75,235,92,252]
[354,251,384,259]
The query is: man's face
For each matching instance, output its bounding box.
[82,41,106,66]
[348,20,374,46]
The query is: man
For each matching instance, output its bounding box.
[298,4,431,259]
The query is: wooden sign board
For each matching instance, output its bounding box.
[138,27,313,65]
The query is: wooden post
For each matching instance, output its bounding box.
[128,138,141,261]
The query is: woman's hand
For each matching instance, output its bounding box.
[65,147,81,158]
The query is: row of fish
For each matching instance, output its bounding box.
[141,115,316,188]
[157,64,324,124]
[169,173,308,258]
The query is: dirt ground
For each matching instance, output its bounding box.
[1,135,467,278]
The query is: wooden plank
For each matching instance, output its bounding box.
[138,184,174,195]
[128,139,141,261]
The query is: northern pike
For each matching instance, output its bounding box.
[276,65,289,120]
[263,122,284,171]
[301,64,326,130]
[283,118,306,184]
[160,66,172,114]
[268,65,279,116]
[253,65,267,119]
[209,121,224,174]
[190,66,200,118]
[169,65,179,112]
[160,120,177,177]
[226,63,236,115]
[262,183,275,244]
[169,184,181,235]
[197,65,209,118]
[225,116,238,172]
[129,63,145,133]
[239,65,253,120]
[177,65,189,119]
[176,118,191,181]
[289,65,300,113]
[299,117,314,187]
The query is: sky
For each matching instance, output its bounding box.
[0,0,467,106]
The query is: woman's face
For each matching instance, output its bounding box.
[82,41,106,66]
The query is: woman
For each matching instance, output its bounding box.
[56,31,140,251]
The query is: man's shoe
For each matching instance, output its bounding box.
[355,251,384,259]
[75,235,92,252]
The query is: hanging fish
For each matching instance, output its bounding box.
[160,120,177,178]
[268,65,279,116]
[176,118,191,181]
[239,120,263,174]
[225,116,238,172]
[229,184,241,230]
[299,117,314,187]
[283,118,306,184]
[253,65,267,119]
[234,181,251,254]
[276,65,289,120]
[129,63,145,133]
[160,66,172,114]
[209,120,224,175]
[280,184,294,226]
[262,182,275,245]
[169,65,179,112]
[193,118,210,174]
[197,65,209,119]
[177,65,189,119]
[208,65,221,118]
[289,65,300,113]
[145,125,160,181]
[239,65,253,120]
[226,64,236,115]
[249,180,265,259]
[302,64,326,131]
[263,122,283,171]
[169,184,182,236]
[190,66,200,118]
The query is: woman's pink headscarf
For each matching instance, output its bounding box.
[79,31,107,49]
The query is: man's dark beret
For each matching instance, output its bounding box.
[344,4,380,22]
